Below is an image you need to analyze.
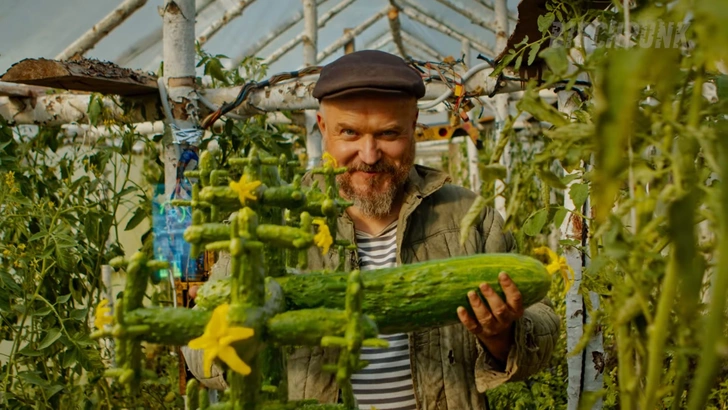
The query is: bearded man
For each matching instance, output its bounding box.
[184,50,560,410]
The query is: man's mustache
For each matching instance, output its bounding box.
[347,161,397,174]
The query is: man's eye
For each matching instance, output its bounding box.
[341,129,357,136]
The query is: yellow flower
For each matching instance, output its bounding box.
[229,175,262,206]
[2,249,10,257]
[94,299,113,329]
[322,152,338,168]
[4,171,15,185]
[533,246,574,296]
[17,244,25,251]
[188,303,255,378]
[313,218,334,255]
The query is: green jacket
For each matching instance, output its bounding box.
[183,165,561,409]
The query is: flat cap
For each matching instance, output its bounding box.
[312,50,426,100]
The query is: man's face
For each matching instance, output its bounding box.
[317,92,418,217]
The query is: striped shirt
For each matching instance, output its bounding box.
[351,222,417,410]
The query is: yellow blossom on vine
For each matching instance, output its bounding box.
[94,299,113,329]
[313,218,334,255]
[4,171,19,194]
[322,152,338,168]
[188,303,254,377]
[229,175,262,206]
[2,249,10,257]
[17,244,25,251]
[534,246,574,296]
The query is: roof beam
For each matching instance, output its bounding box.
[369,33,393,51]
[401,30,443,61]
[232,0,329,65]
[196,0,257,46]
[387,4,409,59]
[115,0,217,67]
[263,0,358,65]
[394,0,497,57]
[316,7,388,63]
[434,0,497,33]
[57,0,148,60]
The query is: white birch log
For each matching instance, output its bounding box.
[558,90,585,410]
[263,0,358,65]
[56,0,148,61]
[162,0,197,198]
[394,0,496,57]
[302,0,318,67]
[493,0,509,218]
[196,0,258,46]
[0,82,49,98]
[462,39,481,193]
[115,0,216,67]
[435,0,497,32]
[0,64,531,126]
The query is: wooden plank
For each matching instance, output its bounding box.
[1,58,158,96]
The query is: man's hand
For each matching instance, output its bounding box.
[457,272,524,364]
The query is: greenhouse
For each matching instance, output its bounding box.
[0,0,726,409]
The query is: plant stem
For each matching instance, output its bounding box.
[642,244,679,409]
[686,91,728,410]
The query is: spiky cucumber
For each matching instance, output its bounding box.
[195,253,550,334]
[276,253,551,334]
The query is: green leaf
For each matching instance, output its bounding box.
[514,54,523,71]
[31,306,53,317]
[44,384,64,399]
[61,348,78,368]
[70,308,87,321]
[523,208,549,236]
[561,173,581,185]
[88,95,102,126]
[38,328,62,350]
[544,123,594,141]
[460,196,488,246]
[528,44,540,66]
[125,207,147,231]
[539,46,569,75]
[553,206,568,228]
[537,12,555,33]
[537,169,567,189]
[18,371,48,387]
[56,294,71,304]
[570,183,589,211]
[716,75,728,101]
[0,271,22,294]
[18,346,44,357]
[515,89,569,127]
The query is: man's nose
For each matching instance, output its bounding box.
[359,136,380,165]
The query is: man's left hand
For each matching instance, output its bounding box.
[457,272,524,363]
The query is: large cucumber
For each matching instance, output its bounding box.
[196,253,551,335]
[276,253,551,334]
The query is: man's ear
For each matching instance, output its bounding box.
[316,110,326,136]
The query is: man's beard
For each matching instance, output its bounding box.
[337,148,414,218]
